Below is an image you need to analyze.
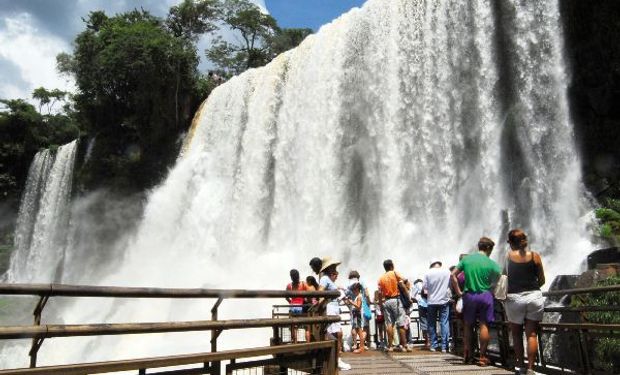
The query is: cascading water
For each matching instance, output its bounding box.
[5,140,78,283]
[1,0,595,368]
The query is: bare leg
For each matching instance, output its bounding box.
[386,324,395,348]
[291,324,297,343]
[479,322,490,357]
[511,323,524,369]
[351,327,358,349]
[524,320,539,370]
[354,329,366,353]
[337,331,344,353]
[463,323,472,360]
[398,327,408,349]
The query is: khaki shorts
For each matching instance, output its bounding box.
[505,290,544,324]
[383,298,406,327]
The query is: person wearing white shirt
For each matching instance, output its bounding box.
[423,260,452,352]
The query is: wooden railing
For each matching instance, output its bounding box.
[482,284,620,374]
[0,283,340,375]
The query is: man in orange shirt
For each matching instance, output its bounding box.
[377,259,410,352]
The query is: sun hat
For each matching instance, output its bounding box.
[430,259,442,268]
[320,256,341,273]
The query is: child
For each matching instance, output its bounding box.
[286,269,307,343]
[344,282,366,353]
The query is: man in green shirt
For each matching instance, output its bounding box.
[451,237,501,366]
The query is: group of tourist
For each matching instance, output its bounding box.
[286,228,546,375]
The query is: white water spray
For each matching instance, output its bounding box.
[5,140,77,283]
[2,0,594,368]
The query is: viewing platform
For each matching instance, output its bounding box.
[341,350,513,375]
[0,282,618,374]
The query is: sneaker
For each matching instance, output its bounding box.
[441,349,448,353]
[338,358,351,371]
[429,347,437,352]
[525,370,536,375]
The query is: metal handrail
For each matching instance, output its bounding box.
[0,341,337,375]
[0,283,340,299]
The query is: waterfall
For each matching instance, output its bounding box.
[1,0,595,368]
[5,140,78,283]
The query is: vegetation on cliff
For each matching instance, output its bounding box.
[571,276,620,372]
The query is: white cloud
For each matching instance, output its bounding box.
[0,13,74,101]
[0,0,268,102]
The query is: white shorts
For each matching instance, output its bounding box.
[326,302,342,334]
[505,290,544,324]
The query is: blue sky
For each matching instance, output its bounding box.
[0,0,368,102]
[267,0,367,31]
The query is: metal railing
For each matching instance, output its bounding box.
[0,283,340,375]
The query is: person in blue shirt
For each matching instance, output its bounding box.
[412,278,429,349]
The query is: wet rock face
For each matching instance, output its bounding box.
[586,247,620,270]
[560,1,620,195]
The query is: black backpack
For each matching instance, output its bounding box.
[393,272,412,310]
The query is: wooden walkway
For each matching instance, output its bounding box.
[341,349,514,375]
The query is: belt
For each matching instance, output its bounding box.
[385,296,399,300]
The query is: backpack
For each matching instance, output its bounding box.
[393,271,412,310]
[362,297,372,321]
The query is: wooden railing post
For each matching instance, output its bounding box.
[211,297,223,375]
[29,294,49,368]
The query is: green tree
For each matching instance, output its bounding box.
[57,9,207,191]
[166,0,220,41]
[267,27,313,57]
[32,87,68,114]
[206,0,279,74]
[0,98,79,202]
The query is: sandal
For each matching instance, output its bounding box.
[478,356,490,367]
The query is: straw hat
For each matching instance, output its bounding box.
[319,256,341,273]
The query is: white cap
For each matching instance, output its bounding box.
[430,259,442,267]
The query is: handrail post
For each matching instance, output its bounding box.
[211,297,223,375]
[29,294,49,368]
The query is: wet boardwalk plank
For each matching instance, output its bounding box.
[341,349,514,375]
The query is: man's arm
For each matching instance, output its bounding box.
[451,267,463,297]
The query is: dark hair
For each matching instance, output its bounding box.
[306,276,319,289]
[325,265,338,276]
[478,237,495,251]
[348,270,360,279]
[449,266,456,272]
[383,259,394,271]
[507,228,527,248]
[350,282,361,291]
[290,269,300,286]
[309,257,322,273]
